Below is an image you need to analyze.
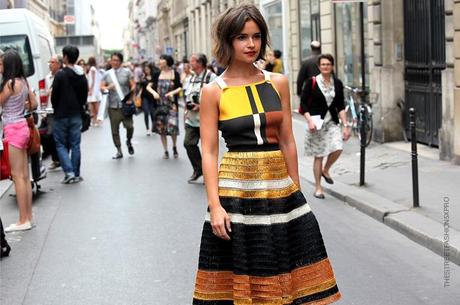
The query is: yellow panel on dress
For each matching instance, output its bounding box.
[219,87,256,121]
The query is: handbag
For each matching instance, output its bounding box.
[134,90,142,108]
[23,79,41,155]
[121,101,136,117]
[26,115,41,155]
[1,140,11,180]
[81,107,91,132]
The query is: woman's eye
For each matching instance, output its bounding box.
[237,35,246,41]
[253,34,262,39]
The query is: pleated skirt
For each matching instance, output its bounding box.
[193,150,341,305]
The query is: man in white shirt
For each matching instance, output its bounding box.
[43,55,62,170]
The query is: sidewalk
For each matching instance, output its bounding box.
[0,179,12,199]
[297,134,460,266]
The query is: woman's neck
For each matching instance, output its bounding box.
[224,61,261,79]
[321,73,332,82]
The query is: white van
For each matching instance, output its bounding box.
[0,8,55,108]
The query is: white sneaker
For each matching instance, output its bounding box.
[146,129,152,136]
[61,174,76,184]
[5,221,33,233]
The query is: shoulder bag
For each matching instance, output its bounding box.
[109,69,136,117]
[298,76,316,115]
[24,82,41,155]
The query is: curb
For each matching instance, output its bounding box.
[299,163,460,266]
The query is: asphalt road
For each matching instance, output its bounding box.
[1,113,459,305]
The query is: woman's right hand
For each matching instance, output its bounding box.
[210,205,231,240]
[308,120,317,133]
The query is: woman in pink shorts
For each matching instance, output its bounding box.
[0,50,37,232]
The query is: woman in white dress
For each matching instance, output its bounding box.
[300,54,351,199]
[86,57,102,126]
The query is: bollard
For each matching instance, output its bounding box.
[359,104,366,186]
[409,108,420,208]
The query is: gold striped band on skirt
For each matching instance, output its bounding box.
[193,150,341,305]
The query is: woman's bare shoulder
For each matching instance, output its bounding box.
[201,81,222,105]
[268,72,289,96]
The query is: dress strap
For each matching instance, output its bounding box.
[215,76,228,90]
[262,69,271,81]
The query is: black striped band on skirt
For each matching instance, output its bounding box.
[193,150,341,305]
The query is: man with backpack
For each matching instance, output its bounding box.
[297,41,321,97]
[51,45,88,184]
[183,54,216,183]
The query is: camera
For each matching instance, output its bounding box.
[186,93,200,110]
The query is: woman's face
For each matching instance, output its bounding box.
[159,59,167,69]
[232,19,262,64]
[184,63,191,74]
[144,66,151,75]
[319,58,333,76]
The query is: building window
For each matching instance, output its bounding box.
[334,2,369,88]
[298,0,320,60]
[264,1,283,52]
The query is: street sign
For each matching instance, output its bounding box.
[63,15,75,25]
[165,47,174,56]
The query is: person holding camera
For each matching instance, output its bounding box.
[183,53,216,183]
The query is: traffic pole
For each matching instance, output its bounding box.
[409,108,420,208]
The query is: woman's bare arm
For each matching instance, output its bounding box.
[200,82,231,240]
[146,83,160,99]
[271,73,300,187]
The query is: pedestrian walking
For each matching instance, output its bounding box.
[300,54,351,199]
[297,40,322,97]
[51,45,88,184]
[272,49,284,73]
[86,56,102,126]
[192,5,341,305]
[100,52,135,159]
[0,50,37,232]
[183,53,216,183]
[139,63,157,135]
[42,54,61,170]
[146,54,182,159]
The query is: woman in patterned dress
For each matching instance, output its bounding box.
[192,5,341,305]
[300,54,351,199]
[147,54,182,159]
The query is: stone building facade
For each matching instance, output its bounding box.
[123,0,460,163]
[278,0,460,163]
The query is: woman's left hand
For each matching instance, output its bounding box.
[342,127,351,141]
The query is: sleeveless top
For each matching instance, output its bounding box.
[2,78,27,125]
[216,70,283,151]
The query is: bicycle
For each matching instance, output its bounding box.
[344,86,374,147]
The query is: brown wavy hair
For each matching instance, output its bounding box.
[212,4,270,67]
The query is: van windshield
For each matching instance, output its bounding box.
[0,35,34,77]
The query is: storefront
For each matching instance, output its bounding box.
[260,0,289,74]
[298,0,320,60]
[333,1,369,88]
